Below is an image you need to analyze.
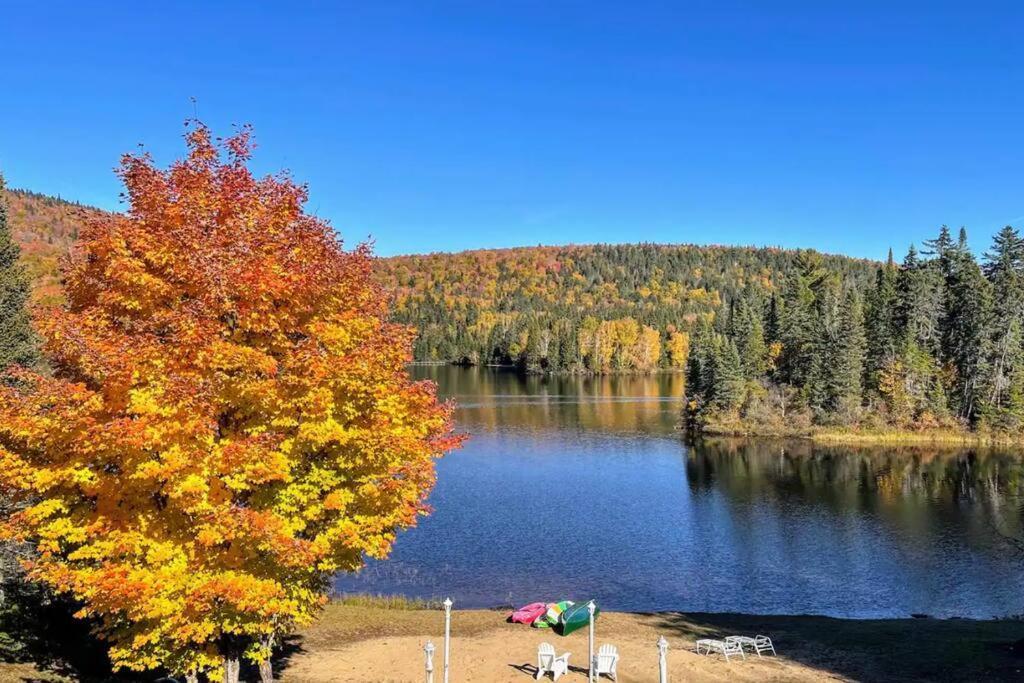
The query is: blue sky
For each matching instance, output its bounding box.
[2,1,1022,259]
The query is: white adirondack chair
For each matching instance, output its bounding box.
[536,642,571,681]
[594,643,619,680]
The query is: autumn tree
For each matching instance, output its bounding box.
[0,124,460,681]
[665,326,690,369]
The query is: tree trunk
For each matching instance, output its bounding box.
[185,674,199,683]
[223,656,240,683]
[258,657,273,683]
[258,633,275,683]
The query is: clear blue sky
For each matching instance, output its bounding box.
[2,1,1022,259]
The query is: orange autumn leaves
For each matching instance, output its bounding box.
[0,123,460,674]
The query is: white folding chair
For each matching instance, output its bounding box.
[696,637,746,662]
[727,634,776,657]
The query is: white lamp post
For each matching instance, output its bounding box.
[424,641,435,683]
[443,598,453,683]
[587,601,596,683]
[657,636,669,683]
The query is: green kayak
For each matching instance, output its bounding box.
[556,600,599,636]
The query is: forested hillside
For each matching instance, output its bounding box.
[375,244,878,371]
[2,188,107,304]
[8,188,1024,434]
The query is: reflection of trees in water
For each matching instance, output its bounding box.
[687,438,1024,540]
[416,365,686,435]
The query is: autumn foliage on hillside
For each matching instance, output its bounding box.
[2,188,108,305]
[0,123,459,680]
[376,245,876,372]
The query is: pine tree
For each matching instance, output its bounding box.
[777,268,816,386]
[686,320,715,401]
[731,297,768,379]
[764,293,780,344]
[864,256,898,393]
[941,230,993,422]
[982,226,1024,419]
[831,291,867,416]
[922,225,954,260]
[805,273,841,411]
[896,245,943,353]
[0,176,38,372]
[711,336,745,410]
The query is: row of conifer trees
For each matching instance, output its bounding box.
[687,225,1024,433]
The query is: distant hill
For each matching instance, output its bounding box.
[3,188,108,305]
[4,189,880,372]
[375,244,879,370]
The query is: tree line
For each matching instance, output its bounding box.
[687,225,1024,434]
[375,243,876,372]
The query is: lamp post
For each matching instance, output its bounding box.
[587,600,596,683]
[657,636,669,683]
[424,641,435,683]
[443,598,452,683]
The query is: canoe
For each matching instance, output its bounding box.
[533,600,573,628]
[509,602,547,625]
[557,600,599,636]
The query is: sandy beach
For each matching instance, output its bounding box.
[276,603,1024,682]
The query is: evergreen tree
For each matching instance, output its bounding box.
[831,291,867,416]
[805,273,841,411]
[731,297,768,379]
[982,226,1024,418]
[0,176,38,372]
[777,263,818,386]
[711,336,745,410]
[863,256,898,392]
[896,245,943,353]
[922,224,954,260]
[686,320,715,401]
[941,231,993,422]
[764,293,780,344]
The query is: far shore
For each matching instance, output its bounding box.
[413,363,1024,448]
[8,600,1022,682]
[700,425,1024,447]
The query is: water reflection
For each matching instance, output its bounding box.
[334,367,1024,618]
[690,439,1024,565]
[419,365,685,435]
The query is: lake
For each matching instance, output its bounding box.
[334,366,1024,619]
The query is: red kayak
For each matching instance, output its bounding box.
[508,602,548,624]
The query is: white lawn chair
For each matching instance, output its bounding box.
[536,642,571,681]
[593,643,619,680]
[726,634,776,657]
[695,638,746,662]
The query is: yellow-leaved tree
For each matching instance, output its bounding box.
[0,123,460,681]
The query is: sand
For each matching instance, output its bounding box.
[282,608,852,682]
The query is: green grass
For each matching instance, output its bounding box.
[332,592,446,610]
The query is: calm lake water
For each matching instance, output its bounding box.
[334,366,1024,618]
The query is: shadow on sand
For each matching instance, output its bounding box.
[641,611,1024,682]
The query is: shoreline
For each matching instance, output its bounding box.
[416,364,1024,447]
[6,601,1024,682]
[699,426,1024,447]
